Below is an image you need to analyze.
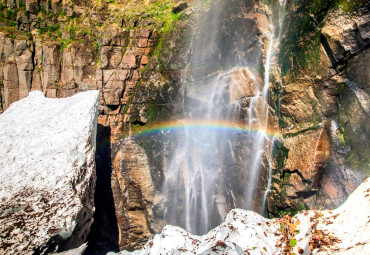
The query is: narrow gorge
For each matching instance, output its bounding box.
[0,0,369,254]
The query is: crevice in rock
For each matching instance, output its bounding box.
[131,120,146,126]
[320,34,338,68]
[84,124,119,255]
[293,190,317,199]
[107,105,119,111]
[282,169,312,185]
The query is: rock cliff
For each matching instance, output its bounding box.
[266,0,370,216]
[1,0,189,251]
[0,0,369,252]
[0,90,99,254]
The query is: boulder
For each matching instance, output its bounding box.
[0,91,99,254]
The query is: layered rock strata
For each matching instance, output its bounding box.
[0,90,99,254]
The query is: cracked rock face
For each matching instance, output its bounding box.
[111,178,370,255]
[0,91,99,254]
[111,138,155,250]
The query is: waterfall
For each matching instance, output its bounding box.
[162,0,287,234]
[261,136,276,214]
[163,70,242,234]
[244,30,273,209]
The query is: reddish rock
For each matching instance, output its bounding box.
[141,55,149,65]
[135,38,149,48]
[135,29,152,38]
[120,50,136,69]
[111,138,155,250]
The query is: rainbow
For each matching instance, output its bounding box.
[124,120,282,139]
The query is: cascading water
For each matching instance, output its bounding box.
[244,30,273,209]
[162,0,287,234]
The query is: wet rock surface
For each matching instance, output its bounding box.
[0,91,99,254]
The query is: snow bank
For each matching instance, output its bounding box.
[111,178,370,255]
[0,91,99,254]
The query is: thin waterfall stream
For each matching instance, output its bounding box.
[261,0,288,213]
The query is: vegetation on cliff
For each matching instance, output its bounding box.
[279,0,367,77]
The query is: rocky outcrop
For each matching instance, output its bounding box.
[0,91,99,254]
[266,1,370,215]
[267,125,331,215]
[321,7,369,69]
[111,138,155,250]
[0,28,159,124]
[112,178,370,255]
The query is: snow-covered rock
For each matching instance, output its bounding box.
[111,178,370,255]
[0,91,99,254]
[52,243,88,255]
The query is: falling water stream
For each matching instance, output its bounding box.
[261,0,288,212]
[163,0,287,234]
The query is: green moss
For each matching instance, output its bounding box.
[60,38,72,51]
[339,83,346,93]
[279,0,332,76]
[280,0,367,76]
[39,4,47,14]
[345,152,370,174]
[147,101,154,122]
[150,9,185,64]
[122,81,140,117]
[0,6,17,27]
[332,0,366,12]
[274,142,289,173]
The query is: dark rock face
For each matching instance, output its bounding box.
[84,124,119,255]
[172,2,188,14]
[188,0,264,79]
